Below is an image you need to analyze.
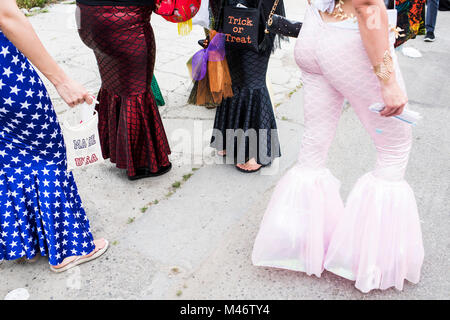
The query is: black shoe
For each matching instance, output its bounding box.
[424,32,435,42]
[128,163,172,181]
[198,39,209,48]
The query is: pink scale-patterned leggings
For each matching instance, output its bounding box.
[294,7,411,181]
[250,6,423,292]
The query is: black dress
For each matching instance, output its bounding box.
[210,0,284,166]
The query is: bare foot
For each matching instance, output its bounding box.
[236,158,262,172]
[16,255,40,265]
[52,238,107,270]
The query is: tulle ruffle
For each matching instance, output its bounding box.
[324,172,424,293]
[252,165,344,277]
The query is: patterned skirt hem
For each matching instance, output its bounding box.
[0,163,95,266]
[96,88,171,177]
[210,86,281,165]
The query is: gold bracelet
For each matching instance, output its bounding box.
[373,50,394,82]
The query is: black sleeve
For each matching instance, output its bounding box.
[267,14,302,38]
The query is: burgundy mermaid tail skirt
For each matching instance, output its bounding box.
[77,4,171,177]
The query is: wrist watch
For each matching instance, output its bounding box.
[373,50,394,82]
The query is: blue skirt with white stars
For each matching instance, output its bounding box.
[0,30,95,266]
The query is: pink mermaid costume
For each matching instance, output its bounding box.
[252,1,424,293]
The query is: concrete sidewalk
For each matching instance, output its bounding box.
[1,1,449,300]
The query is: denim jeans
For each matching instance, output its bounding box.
[426,0,440,33]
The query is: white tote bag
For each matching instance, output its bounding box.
[192,0,210,28]
[61,102,104,171]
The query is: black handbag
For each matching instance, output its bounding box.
[222,1,264,52]
[221,0,281,52]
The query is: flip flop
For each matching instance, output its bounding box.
[235,164,263,174]
[235,161,272,174]
[49,239,109,273]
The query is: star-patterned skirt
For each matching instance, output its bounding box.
[0,30,95,266]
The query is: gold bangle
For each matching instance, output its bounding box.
[373,50,394,82]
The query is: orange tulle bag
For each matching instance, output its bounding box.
[187,30,233,108]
